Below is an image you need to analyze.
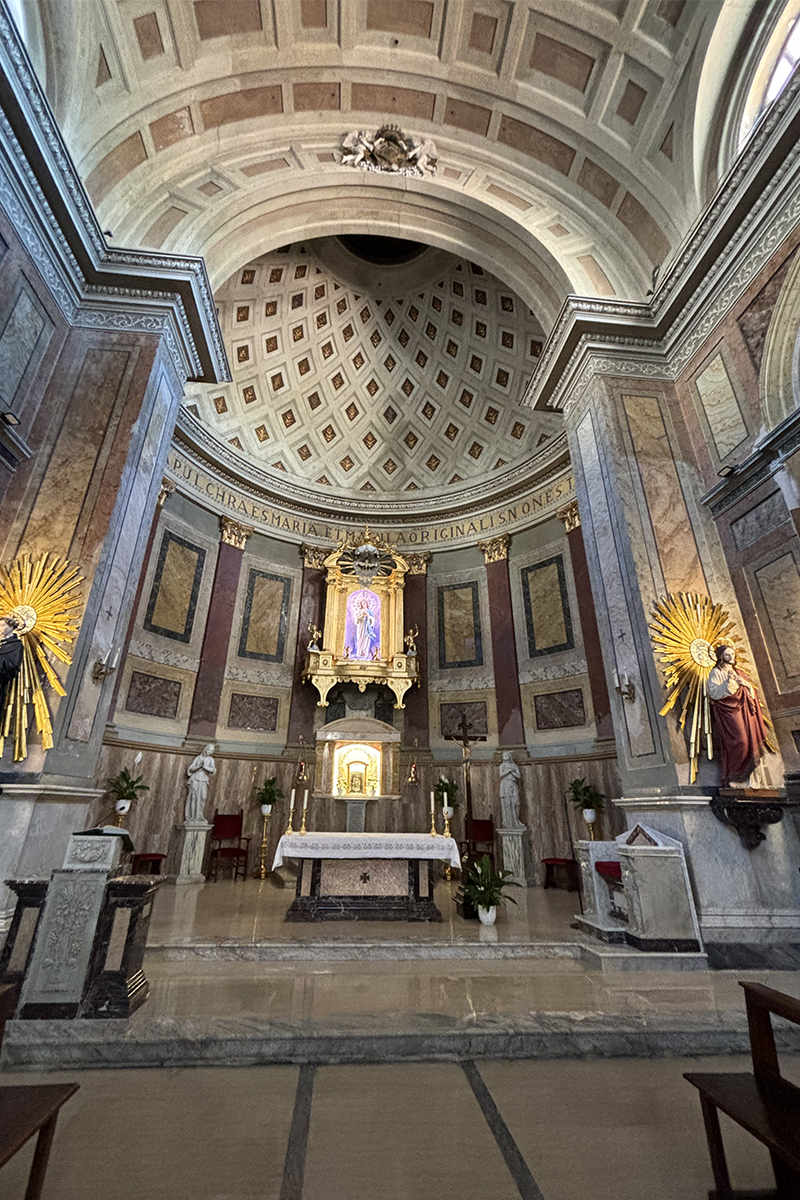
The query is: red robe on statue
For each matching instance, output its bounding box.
[710,669,769,783]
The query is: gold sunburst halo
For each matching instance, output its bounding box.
[0,553,83,761]
[649,592,774,784]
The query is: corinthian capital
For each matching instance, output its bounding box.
[478,534,509,563]
[556,500,581,532]
[220,516,254,550]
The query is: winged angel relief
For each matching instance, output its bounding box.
[650,592,775,785]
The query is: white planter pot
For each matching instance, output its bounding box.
[477,905,497,925]
[443,806,454,819]
[582,808,596,826]
[261,804,273,816]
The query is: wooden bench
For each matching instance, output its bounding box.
[0,1083,79,1199]
[685,981,800,1199]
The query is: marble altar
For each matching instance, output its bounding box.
[273,832,461,922]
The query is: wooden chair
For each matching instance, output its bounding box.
[542,857,580,891]
[685,981,800,1198]
[131,852,166,875]
[460,816,495,867]
[208,810,251,881]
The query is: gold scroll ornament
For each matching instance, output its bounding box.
[0,553,82,761]
[649,592,775,785]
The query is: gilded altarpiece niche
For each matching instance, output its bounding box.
[144,530,206,643]
[303,531,418,708]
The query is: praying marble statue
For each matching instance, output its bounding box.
[499,751,525,830]
[185,743,216,822]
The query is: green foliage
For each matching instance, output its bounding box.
[256,776,284,806]
[433,777,459,807]
[461,854,519,909]
[106,767,149,802]
[568,777,605,812]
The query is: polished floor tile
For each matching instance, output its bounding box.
[2,1056,795,1199]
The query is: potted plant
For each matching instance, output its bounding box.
[106,766,149,826]
[460,853,520,925]
[568,777,605,836]
[256,775,284,815]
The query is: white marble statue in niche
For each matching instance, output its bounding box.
[185,743,216,821]
[499,751,525,830]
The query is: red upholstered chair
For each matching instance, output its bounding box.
[461,816,495,867]
[209,810,251,881]
[542,857,580,891]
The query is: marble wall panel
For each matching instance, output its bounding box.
[228,692,279,732]
[575,410,655,758]
[144,530,206,642]
[429,689,497,751]
[737,250,796,372]
[692,354,748,460]
[533,687,586,730]
[520,555,574,657]
[115,656,195,738]
[752,549,800,688]
[125,670,182,719]
[440,699,488,738]
[0,280,53,416]
[238,568,291,661]
[731,490,791,550]
[622,393,706,595]
[437,581,483,668]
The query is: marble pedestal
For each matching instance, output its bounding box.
[616,797,800,943]
[497,827,534,887]
[173,820,212,884]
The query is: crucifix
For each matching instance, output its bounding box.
[444,709,486,835]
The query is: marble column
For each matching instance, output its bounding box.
[565,369,798,942]
[556,500,613,740]
[401,552,430,748]
[286,544,327,746]
[107,478,176,726]
[478,535,525,746]
[186,517,253,740]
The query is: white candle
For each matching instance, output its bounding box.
[303,789,309,810]
[289,787,296,812]
[430,790,435,814]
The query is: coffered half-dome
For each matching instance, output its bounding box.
[183,237,563,505]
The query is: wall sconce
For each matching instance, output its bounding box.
[0,411,19,426]
[92,647,119,684]
[613,668,635,702]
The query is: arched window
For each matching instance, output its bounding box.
[740,9,800,148]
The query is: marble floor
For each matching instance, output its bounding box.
[1,1055,794,1199]
[147,876,584,948]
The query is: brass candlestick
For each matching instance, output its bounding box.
[430,808,438,837]
[443,807,451,838]
[300,805,308,835]
[258,809,270,879]
[284,797,296,837]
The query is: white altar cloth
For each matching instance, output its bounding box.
[273,832,462,871]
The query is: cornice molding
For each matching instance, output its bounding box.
[0,4,227,384]
[524,67,800,415]
[174,407,571,524]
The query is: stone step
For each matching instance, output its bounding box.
[4,1011,799,1072]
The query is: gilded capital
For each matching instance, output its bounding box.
[405,551,431,575]
[157,478,176,508]
[220,516,254,550]
[556,500,581,532]
[302,543,329,570]
[478,534,509,563]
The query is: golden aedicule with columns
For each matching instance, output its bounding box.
[303,528,419,709]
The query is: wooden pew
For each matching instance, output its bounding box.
[685,981,800,1199]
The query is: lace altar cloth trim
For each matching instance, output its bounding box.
[273,832,461,870]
